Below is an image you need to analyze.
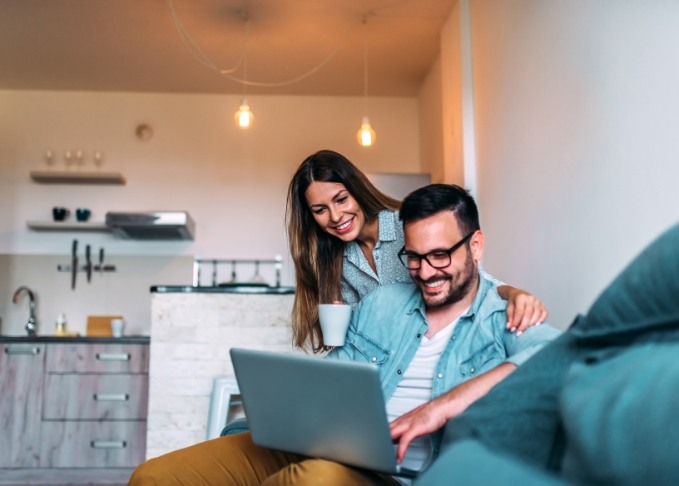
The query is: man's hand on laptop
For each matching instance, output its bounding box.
[389,396,454,464]
[390,362,519,463]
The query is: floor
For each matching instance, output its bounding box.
[0,468,133,485]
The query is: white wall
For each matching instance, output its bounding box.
[0,254,192,337]
[468,0,679,329]
[439,2,466,186]
[0,90,421,335]
[0,90,420,258]
[418,57,445,183]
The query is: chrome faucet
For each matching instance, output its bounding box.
[12,286,37,336]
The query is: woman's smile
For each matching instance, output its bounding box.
[333,217,355,234]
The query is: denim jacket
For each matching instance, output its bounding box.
[328,275,561,453]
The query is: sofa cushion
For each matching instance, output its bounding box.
[416,440,565,486]
[560,343,679,484]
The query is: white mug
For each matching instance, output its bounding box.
[111,318,126,338]
[318,304,352,346]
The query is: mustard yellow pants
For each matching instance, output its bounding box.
[129,432,399,485]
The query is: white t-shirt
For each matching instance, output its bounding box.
[386,316,460,483]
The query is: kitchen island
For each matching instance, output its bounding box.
[146,285,296,459]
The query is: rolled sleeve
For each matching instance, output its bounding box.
[504,324,562,367]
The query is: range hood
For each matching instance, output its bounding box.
[105,211,195,240]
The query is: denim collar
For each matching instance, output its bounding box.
[344,209,399,269]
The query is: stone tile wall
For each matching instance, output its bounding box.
[146,292,295,459]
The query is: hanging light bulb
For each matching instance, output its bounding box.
[234,11,254,130]
[357,15,375,146]
[235,98,254,129]
[357,116,376,146]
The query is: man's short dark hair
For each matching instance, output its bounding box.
[399,184,481,236]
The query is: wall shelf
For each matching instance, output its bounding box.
[26,221,112,233]
[30,170,126,185]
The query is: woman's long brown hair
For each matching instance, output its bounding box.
[286,150,400,353]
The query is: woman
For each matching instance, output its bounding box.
[287,149,547,352]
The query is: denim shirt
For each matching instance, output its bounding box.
[341,210,409,306]
[328,275,561,453]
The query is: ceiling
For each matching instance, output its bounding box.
[0,0,455,97]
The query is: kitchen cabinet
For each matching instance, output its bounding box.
[40,342,149,468]
[0,337,149,473]
[0,342,45,468]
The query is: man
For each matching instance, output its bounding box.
[330,183,560,475]
[130,184,560,485]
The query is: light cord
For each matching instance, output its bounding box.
[362,14,368,111]
[166,0,404,88]
[167,0,246,75]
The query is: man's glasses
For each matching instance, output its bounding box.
[397,231,475,270]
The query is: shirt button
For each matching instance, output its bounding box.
[416,333,422,339]
[371,357,377,362]
[452,335,456,340]
[437,373,443,379]
[470,368,475,373]
[397,369,403,375]
[375,255,379,260]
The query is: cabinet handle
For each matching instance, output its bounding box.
[93,393,130,402]
[91,440,127,449]
[95,352,131,361]
[4,346,41,355]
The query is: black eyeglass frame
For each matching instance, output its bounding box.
[397,231,476,270]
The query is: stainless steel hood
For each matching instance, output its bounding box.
[105,211,195,240]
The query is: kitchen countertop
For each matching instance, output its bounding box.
[0,335,150,344]
[150,285,295,294]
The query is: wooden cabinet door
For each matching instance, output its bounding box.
[0,343,45,468]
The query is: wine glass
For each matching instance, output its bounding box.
[64,150,74,170]
[44,149,55,170]
[74,149,84,170]
[93,151,104,169]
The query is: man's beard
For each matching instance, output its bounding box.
[417,250,478,309]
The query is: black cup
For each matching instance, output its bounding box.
[75,208,91,222]
[52,207,69,222]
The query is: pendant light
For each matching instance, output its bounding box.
[356,15,375,147]
[235,98,254,129]
[357,116,376,146]
[234,12,254,129]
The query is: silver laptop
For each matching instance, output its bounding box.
[230,347,418,478]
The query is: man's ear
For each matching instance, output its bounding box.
[470,230,484,261]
